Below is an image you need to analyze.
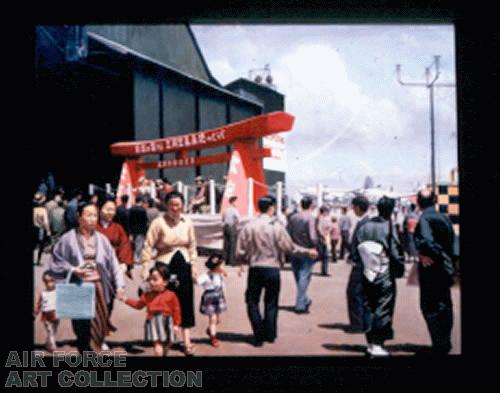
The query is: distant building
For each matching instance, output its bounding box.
[35,25,288,193]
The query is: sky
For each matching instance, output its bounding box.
[191,24,458,194]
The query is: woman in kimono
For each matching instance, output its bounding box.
[140,191,198,356]
[50,201,125,353]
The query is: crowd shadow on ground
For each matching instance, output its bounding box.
[318,323,353,331]
[34,339,146,355]
[322,343,429,355]
[278,305,297,313]
[189,332,255,347]
[319,323,429,355]
[34,332,258,355]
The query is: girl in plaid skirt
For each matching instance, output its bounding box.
[119,263,181,356]
[197,254,227,347]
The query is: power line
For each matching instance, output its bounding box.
[396,55,456,191]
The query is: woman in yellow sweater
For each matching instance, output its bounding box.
[140,191,198,356]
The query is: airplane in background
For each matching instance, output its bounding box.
[294,185,416,206]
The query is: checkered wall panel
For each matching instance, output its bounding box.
[433,184,459,234]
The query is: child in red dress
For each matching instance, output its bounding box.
[118,263,181,356]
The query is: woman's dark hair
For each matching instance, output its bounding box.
[164,190,184,204]
[319,205,329,214]
[258,195,276,213]
[376,196,396,220]
[77,200,97,216]
[97,194,116,210]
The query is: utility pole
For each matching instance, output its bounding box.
[396,56,455,192]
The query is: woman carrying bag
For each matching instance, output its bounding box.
[50,200,125,353]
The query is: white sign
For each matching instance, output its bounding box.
[263,132,287,172]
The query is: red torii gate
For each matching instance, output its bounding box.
[110,111,294,215]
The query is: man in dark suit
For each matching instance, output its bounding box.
[115,195,130,235]
[128,195,148,263]
[415,189,459,356]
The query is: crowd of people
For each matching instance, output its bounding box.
[187,175,226,214]
[33,178,459,358]
[232,191,458,356]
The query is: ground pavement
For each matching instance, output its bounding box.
[34,253,461,357]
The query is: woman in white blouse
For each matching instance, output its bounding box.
[140,191,198,356]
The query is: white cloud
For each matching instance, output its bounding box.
[207,59,239,85]
[400,32,420,49]
[191,25,457,191]
[275,43,412,150]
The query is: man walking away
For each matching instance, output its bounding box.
[339,207,352,260]
[49,199,66,243]
[128,195,148,264]
[115,195,130,235]
[346,195,371,333]
[236,196,317,346]
[145,197,160,227]
[287,196,319,314]
[222,196,240,266]
[352,196,404,357]
[415,190,459,356]
[403,203,419,263]
[316,206,332,276]
[329,216,341,262]
[64,189,83,230]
